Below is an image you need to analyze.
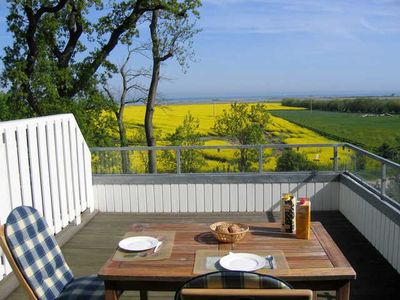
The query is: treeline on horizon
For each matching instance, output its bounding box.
[281,97,400,114]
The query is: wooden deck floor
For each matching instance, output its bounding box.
[6,211,400,300]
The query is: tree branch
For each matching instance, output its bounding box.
[103,86,114,101]
[159,51,173,62]
[23,5,40,113]
[70,1,168,97]
[57,1,83,68]
[36,0,69,16]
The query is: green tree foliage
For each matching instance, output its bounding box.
[282,97,400,114]
[161,112,205,173]
[377,142,395,159]
[213,102,270,171]
[0,92,12,121]
[71,95,116,147]
[275,149,317,171]
[1,0,200,145]
[376,142,400,163]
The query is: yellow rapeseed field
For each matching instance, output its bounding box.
[114,102,340,172]
[123,102,304,135]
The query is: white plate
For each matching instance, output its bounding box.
[118,236,159,251]
[219,253,265,271]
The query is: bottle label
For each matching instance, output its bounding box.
[281,194,296,233]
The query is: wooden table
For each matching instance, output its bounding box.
[98,222,356,300]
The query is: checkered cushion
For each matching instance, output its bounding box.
[57,275,105,300]
[175,271,291,300]
[5,206,74,299]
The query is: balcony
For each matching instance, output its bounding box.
[0,114,399,300]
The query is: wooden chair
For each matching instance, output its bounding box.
[175,271,313,300]
[180,288,313,300]
[0,206,105,300]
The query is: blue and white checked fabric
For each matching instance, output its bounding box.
[5,206,105,300]
[6,206,74,299]
[57,275,105,300]
[175,271,291,300]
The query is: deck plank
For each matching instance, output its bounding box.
[5,211,400,300]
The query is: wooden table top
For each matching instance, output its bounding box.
[98,222,356,283]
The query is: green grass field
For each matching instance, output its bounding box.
[271,110,400,149]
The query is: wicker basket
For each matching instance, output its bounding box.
[210,222,249,243]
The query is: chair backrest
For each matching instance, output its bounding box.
[1,206,73,300]
[180,288,314,300]
[175,271,293,300]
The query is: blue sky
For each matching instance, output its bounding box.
[1,0,400,99]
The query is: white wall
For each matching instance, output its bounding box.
[339,177,400,273]
[93,181,340,213]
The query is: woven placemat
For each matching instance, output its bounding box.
[193,250,289,274]
[112,231,175,262]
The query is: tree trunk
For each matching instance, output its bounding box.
[116,111,131,174]
[239,149,248,172]
[145,10,161,173]
[145,61,160,173]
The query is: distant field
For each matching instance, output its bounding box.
[271,110,400,149]
[112,102,339,173]
[123,102,305,135]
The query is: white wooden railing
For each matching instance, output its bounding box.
[0,114,93,281]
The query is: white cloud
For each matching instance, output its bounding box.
[200,0,400,36]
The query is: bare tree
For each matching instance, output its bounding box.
[104,46,150,173]
[145,10,200,173]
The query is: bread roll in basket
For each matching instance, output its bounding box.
[210,221,249,243]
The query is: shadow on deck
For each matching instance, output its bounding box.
[6,211,400,300]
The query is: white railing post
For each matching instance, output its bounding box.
[258,145,263,173]
[69,123,81,224]
[16,126,33,206]
[37,121,55,234]
[0,130,13,277]
[381,162,386,197]
[4,127,23,208]
[85,146,94,212]
[333,145,339,171]
[54,119,69,228]
[61,117,75,222]
[47,121,62,233]
[176,148,181,174]
[27,123,43,214]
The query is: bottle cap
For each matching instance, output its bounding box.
[300,198,306,205]
[283,193,292,200]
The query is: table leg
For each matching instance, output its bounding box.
[336,281,350,300]
[140,290,148,300]
[312,291,318,300]
[104,281,118,300]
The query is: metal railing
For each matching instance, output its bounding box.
[91,143,344,173]
[344,143,400,206]
[91,143,400,205]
